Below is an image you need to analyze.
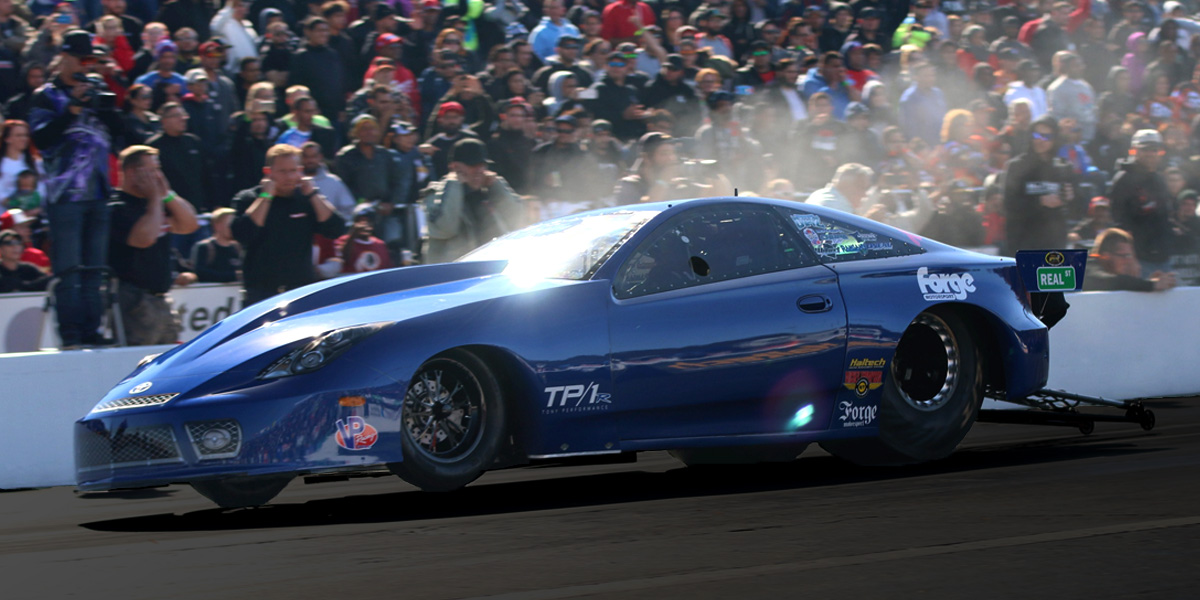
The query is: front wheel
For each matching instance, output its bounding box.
[388,349,507,492]
[191,475,292,508]
[821,310,983,466]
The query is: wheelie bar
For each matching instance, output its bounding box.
[981,389,1157,435]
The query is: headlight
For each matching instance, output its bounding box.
[259,323,389,380]
[137,352,163,369]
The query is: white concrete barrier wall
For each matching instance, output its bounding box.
[0,283,241,353]
[1,345,173,489]
[1,289,1197,489]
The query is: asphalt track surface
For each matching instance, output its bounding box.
[2,398,1198,599]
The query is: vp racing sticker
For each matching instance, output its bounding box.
[335,416,379,450]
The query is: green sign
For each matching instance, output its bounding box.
[1036,267,1076,291]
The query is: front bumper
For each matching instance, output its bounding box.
[75,383,408,491]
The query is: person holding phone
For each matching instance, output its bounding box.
[231,144,345,305]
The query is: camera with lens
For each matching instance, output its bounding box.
[70,73,117,111]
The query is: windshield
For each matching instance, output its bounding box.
[459,210,660,280]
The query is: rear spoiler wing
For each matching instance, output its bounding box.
[1015,250,1089,292]
[1015,250,1089,329]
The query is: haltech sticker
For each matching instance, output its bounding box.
[849,358,886,368]
[844,370,884,398]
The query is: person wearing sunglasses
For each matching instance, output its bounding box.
[1002,115,1074,257]
[532,34,593,91]
[531,114,593,218]
[734,40,774,94]
[583,51,645,142]
[1109,128,1179,277]
[0,229,49,293]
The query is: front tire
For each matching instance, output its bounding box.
[191,475,292,508]
[821,310,983,466]
[389,349,507,492]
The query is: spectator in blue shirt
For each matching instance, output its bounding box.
[800,51,852,120]
[899,62,947,146]
[135,40,188,95]
[529,0,580,61]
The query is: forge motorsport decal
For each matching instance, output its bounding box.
[837,399,879,428]
[335,416,379,450]
[843,358,886,398]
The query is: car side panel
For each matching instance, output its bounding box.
[828,252,1050,407]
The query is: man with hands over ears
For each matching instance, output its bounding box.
[232,144,346,306]
[108,145,200,346]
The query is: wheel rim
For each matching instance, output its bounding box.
[892,313,959,412]
[402,359,486,462]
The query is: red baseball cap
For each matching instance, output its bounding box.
[375,33,403,49]
[437,101,464,117]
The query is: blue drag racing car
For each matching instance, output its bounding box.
[75,197,1051,508]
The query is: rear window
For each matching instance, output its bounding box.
[780,208,924,263]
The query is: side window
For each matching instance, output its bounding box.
[781,208,925,263]
[614,205,816,299]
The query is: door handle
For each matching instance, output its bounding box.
[797,294,833,313]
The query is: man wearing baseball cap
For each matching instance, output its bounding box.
[423,138,523,264]
[29,29,126,347]
[425,101,480,179]
[1110,129,1176,275]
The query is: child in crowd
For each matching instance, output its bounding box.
[4,170,41,216]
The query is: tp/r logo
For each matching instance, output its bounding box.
[543,382,612,414]
[917,267,975,301]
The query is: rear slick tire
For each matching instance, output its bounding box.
[389,349,507,492]
[821,310,983,466]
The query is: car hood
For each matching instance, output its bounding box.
[130,261,578,382]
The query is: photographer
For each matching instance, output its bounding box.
[29,29,124,349]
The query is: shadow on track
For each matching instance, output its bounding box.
[80,432,1163,533]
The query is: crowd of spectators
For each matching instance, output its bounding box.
[0,0,1199,345]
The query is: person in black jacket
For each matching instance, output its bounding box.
[487,98,537,195]
[734,40,774,93]
[189,207,242,283]
[148,102,209,210]
[584,51,644,141]
[1030,2,1073,71]
[1109,128,1177,275]
[1002,116,1074,256]
[334,115,405,205]
[639,54,701,138]
[0,230,48,293]
[232,144,346,305]
[290,17,347,126]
